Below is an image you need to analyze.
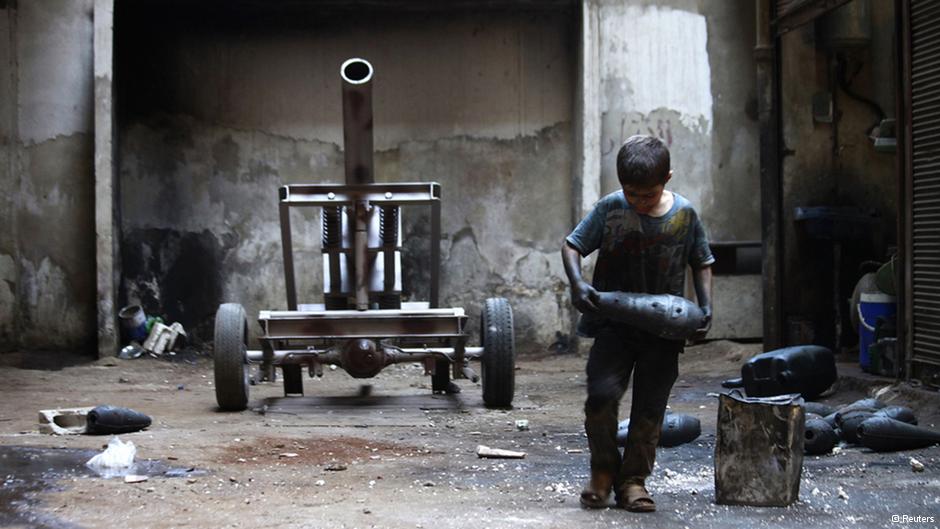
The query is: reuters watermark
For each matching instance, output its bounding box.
[891,514,936,524]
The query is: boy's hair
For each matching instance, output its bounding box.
[616,135,671,188]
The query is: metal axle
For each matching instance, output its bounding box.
[248,346,483,366]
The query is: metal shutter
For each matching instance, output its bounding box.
[911,0,940,373]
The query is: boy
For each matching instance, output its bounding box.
[562,135,714,512]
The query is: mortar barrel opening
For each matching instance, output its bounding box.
[342,59,373,84]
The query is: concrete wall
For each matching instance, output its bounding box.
[1,0,768,354]
[779,0,897,346]
[115,7,577,352]
[590,0,762,340]
[595,0,760,243]
[0,4,16,349]
[0,0,97,353]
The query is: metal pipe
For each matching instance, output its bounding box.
[341,58,374,185]
[341,58,375,310]
[354,200,370,310]
[430,200,441,308]
[278,197,298,310]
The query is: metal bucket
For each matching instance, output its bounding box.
[715,391,805,506]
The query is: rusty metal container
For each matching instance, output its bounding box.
[715,391,805,507]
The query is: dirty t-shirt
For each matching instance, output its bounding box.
[565,190,715,337]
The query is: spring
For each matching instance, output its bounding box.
[322,206,342,248]
[379,205,399,247]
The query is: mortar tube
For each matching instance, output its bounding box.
[341,58,374,185]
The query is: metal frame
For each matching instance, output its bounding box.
[900,0,940,380]
[208,58,515,411]
[238,59,491,392]
[265,181,469,382]
[278,182,442,311]
[251,306,476,381]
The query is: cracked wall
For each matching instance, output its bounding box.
[0,0,97,353]
[116,8,577,353]
[595,0,760,243]
[593,0,762,339]
[1,0,770,354]
[0,4,15,348]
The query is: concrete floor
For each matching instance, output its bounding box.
[1,341,939,529]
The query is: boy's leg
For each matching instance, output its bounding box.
[617,339,681,510]
[582,329,634,506]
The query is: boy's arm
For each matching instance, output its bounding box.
[691,265,713,341]
[562,242,598,313]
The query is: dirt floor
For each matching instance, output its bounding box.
[1,341,939,529]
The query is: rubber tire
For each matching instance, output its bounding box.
[214,303,250,411]
[481,297,515,408]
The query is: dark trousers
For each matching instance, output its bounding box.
[584,327,682,490]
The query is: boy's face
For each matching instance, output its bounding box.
[621,171,671,215]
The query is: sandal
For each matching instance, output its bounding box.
[619,483,656,512]
[579,472,614,509]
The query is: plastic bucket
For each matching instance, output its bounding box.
[118,305,148,343]
[858,293,896,370]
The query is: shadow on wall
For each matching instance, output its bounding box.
[120,228,234,343]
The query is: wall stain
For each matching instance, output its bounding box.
[212,135,240,179]
[121,228,231,342]
[119,116,573,354]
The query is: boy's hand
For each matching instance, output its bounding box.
[691,306,712,342]
[571,281,599,314]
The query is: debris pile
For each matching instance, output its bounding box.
[118,304,187,359]
[39,405,151,436]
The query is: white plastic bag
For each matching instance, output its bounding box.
[86,436,136,477]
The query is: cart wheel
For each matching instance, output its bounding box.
[214,303,250,411]
[481,297,514,408]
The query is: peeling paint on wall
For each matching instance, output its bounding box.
[0,5,14,352]
[394,125,575,351]
[599,4,713,134]
[121,228,229,339]
[595,0,760,244]
[592,0,761,339]
[117,11,578,353]
[14,133,96,351]
[19,257,93,350]
[120,116,575,351]
[16,0,94,145]
[0,253,14,348]
[0,0,97,353]
[599,107,716,242]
